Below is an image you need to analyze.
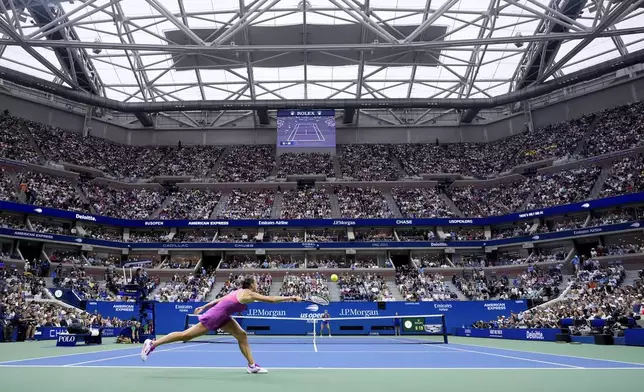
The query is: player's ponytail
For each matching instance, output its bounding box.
[241,277,255,289]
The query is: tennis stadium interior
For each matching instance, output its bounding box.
[0,0,644,391]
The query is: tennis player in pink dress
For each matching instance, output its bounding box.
[140,276,301,374]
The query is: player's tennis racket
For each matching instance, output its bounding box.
[304,295,330,306]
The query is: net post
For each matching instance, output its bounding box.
[441,314,448,344]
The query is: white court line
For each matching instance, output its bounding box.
[0,346,144,365]
[441,345,583,369]
[62,343,203,367]
[451,342,644,368]
[0,365,642,370]
[382,337,581,369]
[313,124,325,141]
[287,124,300,141]
[171,349,466,354]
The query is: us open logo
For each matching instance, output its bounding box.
[306,304,319,312]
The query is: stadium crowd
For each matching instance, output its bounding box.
[396,265,457,301]
[337,273,393,301]
[280,188,332,219]
[279,273,330,301]
[474,262,643,334]
[277,153,335,178]
[337,187,392,219]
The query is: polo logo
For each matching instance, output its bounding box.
[58,335,76,343]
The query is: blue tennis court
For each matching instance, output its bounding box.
[1,339,643,370]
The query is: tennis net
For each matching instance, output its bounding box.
[185,314,448,345]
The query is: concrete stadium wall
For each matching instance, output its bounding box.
[0,75,642,147]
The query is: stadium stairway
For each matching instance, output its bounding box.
[73,183,96,214]
[445,280,468,301]
[207,280,227,301]
[333,155,342,179]
[329,281,342,302]
[384,277,403,301]
[206,147,230,177]
[150,194,174,219]
[588,164,612,200]
[210,190,231,218]
[439,192,464,217]
[20,122,46,163]
[329,192,341,217]
[624,270,642,287]
[146,149,173,176]
[383,190,403,216]
[270,192,283,219]
[520,181,540,211]
[388,149,407,179]
[269,276,282,296]
[572,116,601,156]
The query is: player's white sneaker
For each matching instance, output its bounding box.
[140,339,155,362]
[247,363,268,374]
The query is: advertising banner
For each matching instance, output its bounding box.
[86,300,528,335]
[0,220,641,250]
[624,329,644,347]
[455,327,561,341]
[1,192,643,228]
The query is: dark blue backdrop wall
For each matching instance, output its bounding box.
[85,300,528,335]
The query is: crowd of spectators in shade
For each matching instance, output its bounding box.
[82,182,166,219]
[528,166,601,209]
[391,187,454,218]
[582,102,644,158]
[278,153,335,178]
[600,154,644,198]
[337,273,393,301]
[2,102,644,187]
[491,223,532,239]
[215,273,272,298]
[210,146,275,182]
[279,273,330,301]
[158,189,221,220]
[447,179,537,217]
[280,188,332,219]
[340,145,400,181]
[306,229,346,242]
[150,145,224,178]
[337,187,393,219]
[444,227,486,241]
[216,189,273,219]
[0,115,42,164]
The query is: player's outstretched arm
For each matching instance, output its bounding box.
[194,297,223,314]
[243,291,301,304]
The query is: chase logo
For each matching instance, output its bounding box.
[306,304,319,312]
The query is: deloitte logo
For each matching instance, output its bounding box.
[306,304,319,312]
[526,330,544,340]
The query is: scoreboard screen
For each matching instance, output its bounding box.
[402,317,443,334]
[277,109,336,148]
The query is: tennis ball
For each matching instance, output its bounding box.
[331,274,338,282]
